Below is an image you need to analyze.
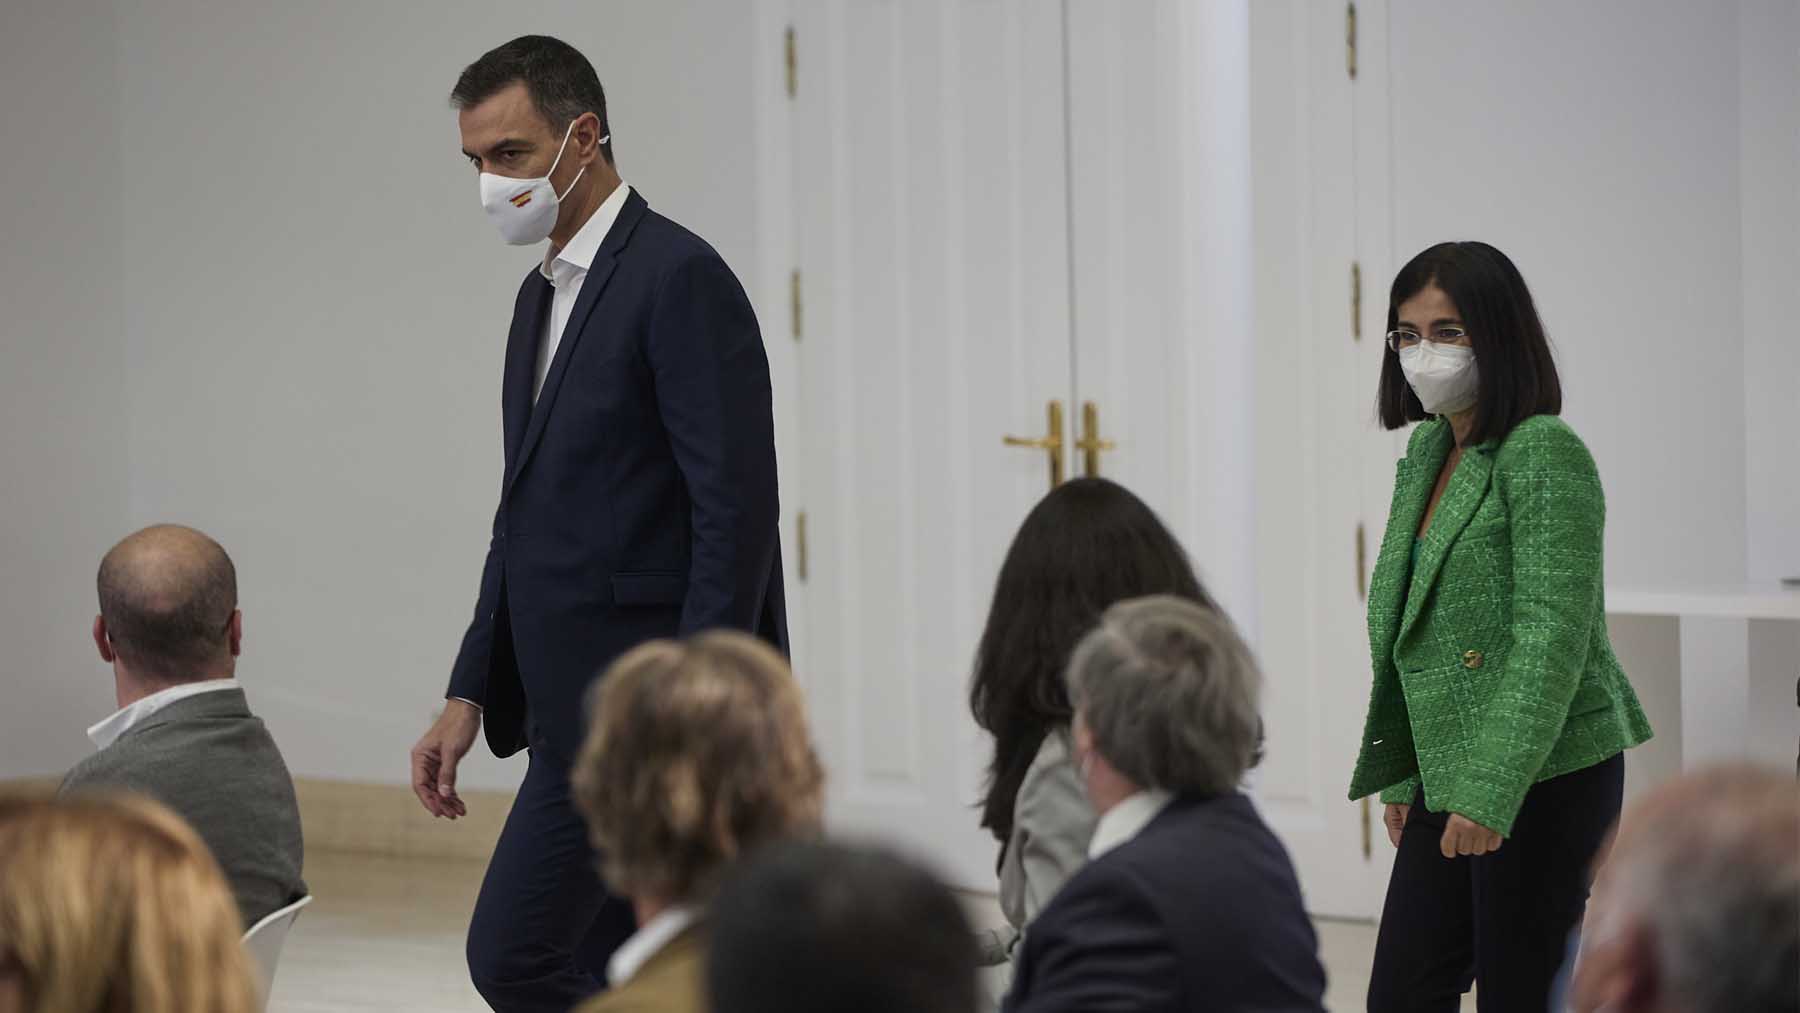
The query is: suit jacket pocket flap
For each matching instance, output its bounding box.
[611,571,688,606]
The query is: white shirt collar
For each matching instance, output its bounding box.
[86,678,241,750]
[606,903,698,987]
[1087,789,1175,860]
[539,181,631,285]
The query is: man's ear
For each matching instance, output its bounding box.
[227,609,243,658]
[575,110,604,164]
[94,615,116,664]
[1072,712,1095,756]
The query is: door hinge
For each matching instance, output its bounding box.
[1360,796,1373,858]
[785,25,798,98]
[1351,261,1363,341]
[1355,521,1368,601]
[1346,3,1358,80]
[796,510,809,582]
[790,269,802,342]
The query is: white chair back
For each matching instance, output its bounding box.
[243,894,312,1007]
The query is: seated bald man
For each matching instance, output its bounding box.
[59,524,305,929]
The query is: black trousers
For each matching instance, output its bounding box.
[1367,753,1624,1013]
[465,749,637,1013]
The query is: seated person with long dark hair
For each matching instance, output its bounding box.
[968,478,1218,968]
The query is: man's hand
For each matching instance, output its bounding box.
[410,699,481,820]
[1440,812,1503,858]
[1384,803,1410,848]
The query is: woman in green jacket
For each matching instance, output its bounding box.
[1349,241,1653,1013]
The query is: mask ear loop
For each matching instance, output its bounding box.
[546,122,610,203]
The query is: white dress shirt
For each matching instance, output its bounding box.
[1086,789,1175,860]
[536,181,632,400]
[606,903,699,987]
[86,678,241,749]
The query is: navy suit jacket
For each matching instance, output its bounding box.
[1004,792,1327,1013]
[447,189,787,761]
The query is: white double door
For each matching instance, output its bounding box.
[782,0,1375,913]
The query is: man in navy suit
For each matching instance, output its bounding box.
[407,36,785,1013]
[1003,596,1325,1013]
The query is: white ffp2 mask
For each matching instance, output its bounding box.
[1398,343,1479,415]
[477,121,604,246]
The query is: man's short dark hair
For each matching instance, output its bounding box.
[451,35,613,164]
[707,840,979,1013]
[1376,240,1563,444]
[97,526,237,682]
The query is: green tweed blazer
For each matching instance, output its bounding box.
[1348,415,1652,836]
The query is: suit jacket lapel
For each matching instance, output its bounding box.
[507,191,650,497]
[502,274,551,480]
[1397,437,1496,644]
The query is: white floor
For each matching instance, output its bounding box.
[269,851,1472,1012]
[267,852,489,1012]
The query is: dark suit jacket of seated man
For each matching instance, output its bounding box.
[415,36,787,1013]
[61,681,306,929]
[1004,792,1327,1013]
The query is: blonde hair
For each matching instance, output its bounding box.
[573,632,825,903]
[0,792,260,1013]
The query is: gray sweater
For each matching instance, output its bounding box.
[60,687,306,928]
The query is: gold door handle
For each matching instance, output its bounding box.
[1004,399,1065,489]
[1073,401,1116,477]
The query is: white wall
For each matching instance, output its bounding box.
[1386,0,1753,587]
[1739,0,1800,583]
[0,0,770,790]
[0,0,131,778]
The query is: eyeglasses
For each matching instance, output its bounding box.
[1386,326,1471,353]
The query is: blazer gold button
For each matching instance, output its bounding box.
[1463,649,1484,670]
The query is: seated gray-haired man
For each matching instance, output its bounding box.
[1003,595,1326,1013]
[60,524,305,929]
[1570,764,1799,1013]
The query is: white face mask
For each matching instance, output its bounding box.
[477,121,603,246]
[1398,342,1480,415]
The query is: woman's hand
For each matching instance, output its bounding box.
[1384,803,1410,848]
[1440,813,1503,858]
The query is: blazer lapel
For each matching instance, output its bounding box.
[1397,440,1496,644]
[1368,438,1440,657]
[502,274,551,478]
[507,191,650,497]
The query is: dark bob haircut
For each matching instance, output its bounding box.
[1377,241,1562,444]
